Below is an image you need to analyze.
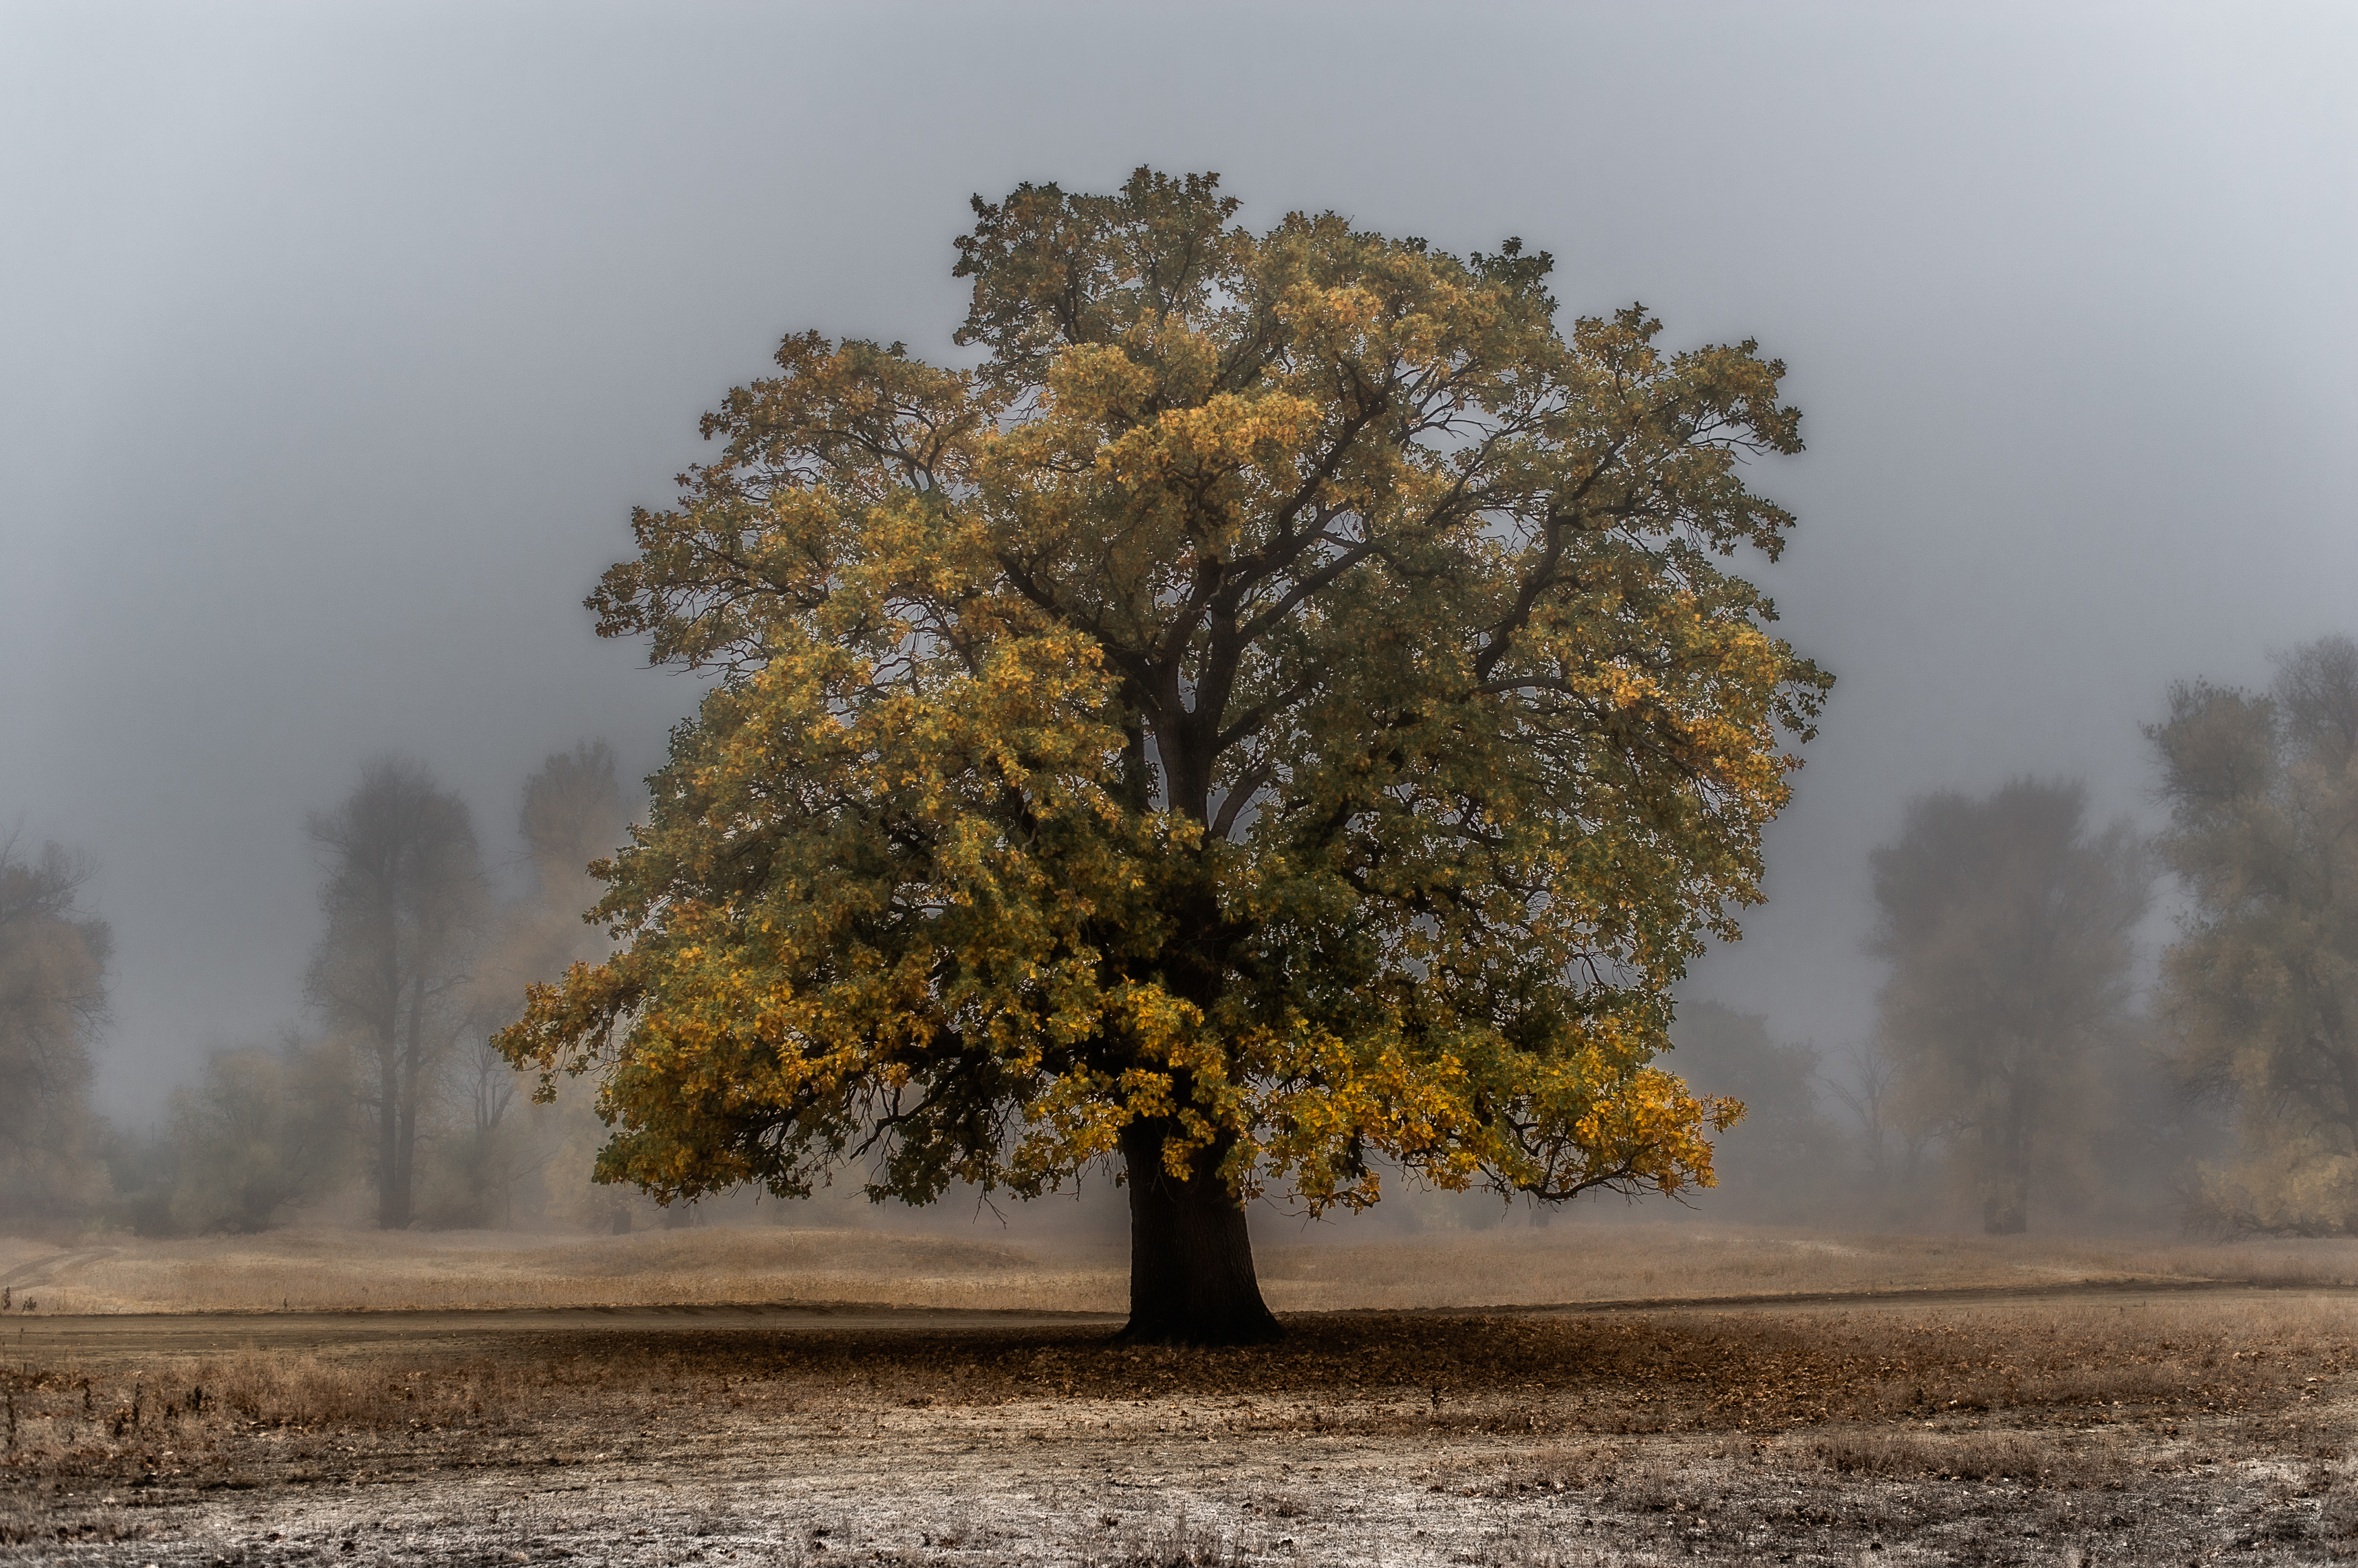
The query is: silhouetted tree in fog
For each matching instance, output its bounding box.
[437,741,632,1229]
[1868,779,2148,1235]
[168,1035,355,1233]
[1824,1040,1932,1205]
[306,757,486,1229]
[518,740,630,896]
[0,835,110,1220]
[2153,636,2358,1233]
[1666,1002,1841,1219]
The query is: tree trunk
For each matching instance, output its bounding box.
[1981,1182,2027,1235]
[1118,1124,1283,1345]
[1981,1083,2029,1236]
[376,1030,404,1231]
[391,1095,415,1231]
[384,970,426,1231]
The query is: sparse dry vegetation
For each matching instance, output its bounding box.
[0,1225,1120,1315]
[9,1256,2358,1563]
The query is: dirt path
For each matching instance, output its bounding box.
[1498,1274,2358,1316]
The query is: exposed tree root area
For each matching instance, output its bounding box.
[6,1299,2357,1564]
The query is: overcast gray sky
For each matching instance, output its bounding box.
[4,1,2352,1125]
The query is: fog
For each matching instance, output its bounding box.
[3,6,2353,1225]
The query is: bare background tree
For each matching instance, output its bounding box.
[87,744,649,1239]
[1822,1039,1933,1213]
[305,758,488,1230]
[1867,779,2152,1234]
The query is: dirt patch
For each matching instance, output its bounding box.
[7,1297,2358,1563]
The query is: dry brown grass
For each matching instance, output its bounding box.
[14,1219,2358,1317]
[0,1224,1128,1314]
[1801,1427,2130,1484]
[1254,1224,2358,1309]
[8,1293,2344,1451]
[9,1294,2358,1563]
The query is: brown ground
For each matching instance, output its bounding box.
[13,1220,2358,1316]
[7,1284,2358,1565]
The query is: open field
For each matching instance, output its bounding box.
[9,1228,2358,1564]
[7,1293,2358,1564]
[11,1221,2358,1316]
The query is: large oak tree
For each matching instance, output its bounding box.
[499,171,1829,1342]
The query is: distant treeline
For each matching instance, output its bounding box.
[4,741,691,1238]
[1669,634,2358,1238]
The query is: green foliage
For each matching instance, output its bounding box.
[1868,779,2150,1234]
[499,170,1828,1235]
[2153,636,2358,1234]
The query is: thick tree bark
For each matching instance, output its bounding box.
[1118,1124,1283,1345]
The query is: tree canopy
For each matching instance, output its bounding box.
[497,170,1829,1341]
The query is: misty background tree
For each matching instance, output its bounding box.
[90,744,639,1239]
[2153,635,2358,1233]
[165,1034,356,1233]
[486,741,631,1024]
[439,741,635,1231]
[306,756,488,1230]
[1663,1002,1841,1220]
[0,835,112,1222]
[1867,779,2150,1234]
[495,168,1829,1344]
